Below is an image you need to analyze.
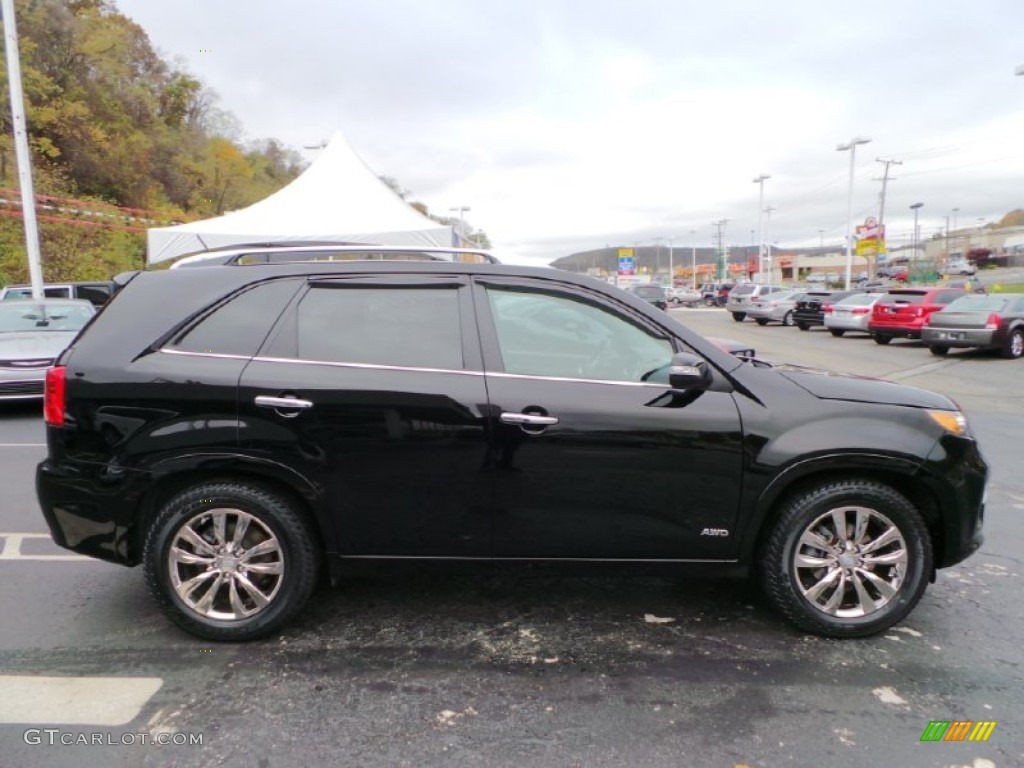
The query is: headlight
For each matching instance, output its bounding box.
[927,409,969,437]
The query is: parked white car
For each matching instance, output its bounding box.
[824,293,884,336]
[665,285,702,306]
[942,258,976,276]
[725,284,786,321]
[745,290,807,326]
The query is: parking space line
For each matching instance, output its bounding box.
[0,676,163,725]
[0,533,93,562]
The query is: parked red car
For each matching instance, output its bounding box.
[869,287,968,345]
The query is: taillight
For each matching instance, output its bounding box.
[44,366,66,426]
[822,304,833,313]
[985,313,1002,330]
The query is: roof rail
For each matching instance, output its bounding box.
[168,244,500,269]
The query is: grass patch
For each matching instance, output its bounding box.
[988,283,1024,293]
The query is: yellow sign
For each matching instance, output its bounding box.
[617,248,634,258]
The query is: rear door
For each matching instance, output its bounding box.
[473,276,744,561]
[238,275,493,557]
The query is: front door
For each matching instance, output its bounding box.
[474,278,744,561]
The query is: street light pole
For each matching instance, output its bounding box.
[764,206,776,287]
[689,229,697,289]
[449,206,471,247]
[667,237,675,285]
[752,174,770,281]
[837,136,871,290]
[910,203,923,270]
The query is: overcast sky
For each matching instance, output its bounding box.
[115,0,1024,265]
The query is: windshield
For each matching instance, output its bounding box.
[879,292,926,304]
[0,302,95,332]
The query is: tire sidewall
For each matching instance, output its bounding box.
[761,482,932,637]
[144,484,318,641]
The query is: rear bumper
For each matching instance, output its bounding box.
[36,458,147,566]
[792,312,825,326]
[921,327,999,349]
[868,321,925,338]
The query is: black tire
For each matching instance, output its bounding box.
[873,334,892,345]
[732,312,746,322]
[782,311,794,327]
[143,482,321,642]
[755,318,769,326]
[929,345,949,357]
[704,298,716,307]
[1002,328,1024,359]
[829,329,845,337]
[758,479,933,638]
[797,322,810,331]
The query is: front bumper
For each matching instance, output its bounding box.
[922,434,988,568]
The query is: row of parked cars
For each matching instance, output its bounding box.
[721,283,1024,359]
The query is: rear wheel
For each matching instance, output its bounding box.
[1003,328,1024,359]
[759,479,932,638]
[732,312,746,322]
[873,334,892,345]
[755,318,769,326]
[829,329,845,337]
[797,322,810,331]
[143,482,321,641]
[929,345,949,357]
[782,311,794,327]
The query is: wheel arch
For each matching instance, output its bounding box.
[741,460,945,570]
[130,456,332,566]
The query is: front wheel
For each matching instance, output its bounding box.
[797,322,810,331]
[873,334,892,345]
[755,318,769,326]
[143,482,321,641]
[1002,328,1024,359]
[929,345,949,357]
[829,329,845,337]
[732,312,746,322]
[758,479,933,638]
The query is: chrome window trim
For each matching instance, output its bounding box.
[159,348,671,389]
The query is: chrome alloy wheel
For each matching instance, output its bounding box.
[1011,331,1024,358]
[793,506,908,618]
[168,508,284,621]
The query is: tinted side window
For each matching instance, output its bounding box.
[295,286,464,370]
[73,284,112,306]
[173,279,301,356]
[486,287,672,382]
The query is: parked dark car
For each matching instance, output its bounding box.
[921,293,1024,358]
[626,283,668,310]
[868,287,967,345]
[792,290,864,331]
[37,256,987,642]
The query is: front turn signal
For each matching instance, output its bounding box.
[927,409,968,436]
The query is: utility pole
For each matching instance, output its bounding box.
[763,206,777,287]
[753,174,770,280]
[2,0,44,298]
[712,219,730,281]
[689,229,697,289]
[875,157,901,276]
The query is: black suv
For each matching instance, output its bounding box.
[792,290,864,331]
[37,254,987,641]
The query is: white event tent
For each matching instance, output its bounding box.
[146,131,453,265]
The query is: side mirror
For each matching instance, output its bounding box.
[668,352,712,390]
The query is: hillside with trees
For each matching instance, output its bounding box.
[0,0,305,284]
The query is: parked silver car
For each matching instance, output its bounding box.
[745,290,806,326]
[725,284,786,321]
[0,299,96,399]
[665,285,702,306]
[824,293,884,337]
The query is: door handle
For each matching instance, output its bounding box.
[499,412,559,427]
[254,395,314,411]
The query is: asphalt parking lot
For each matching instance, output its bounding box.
[1,309,1021,768]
